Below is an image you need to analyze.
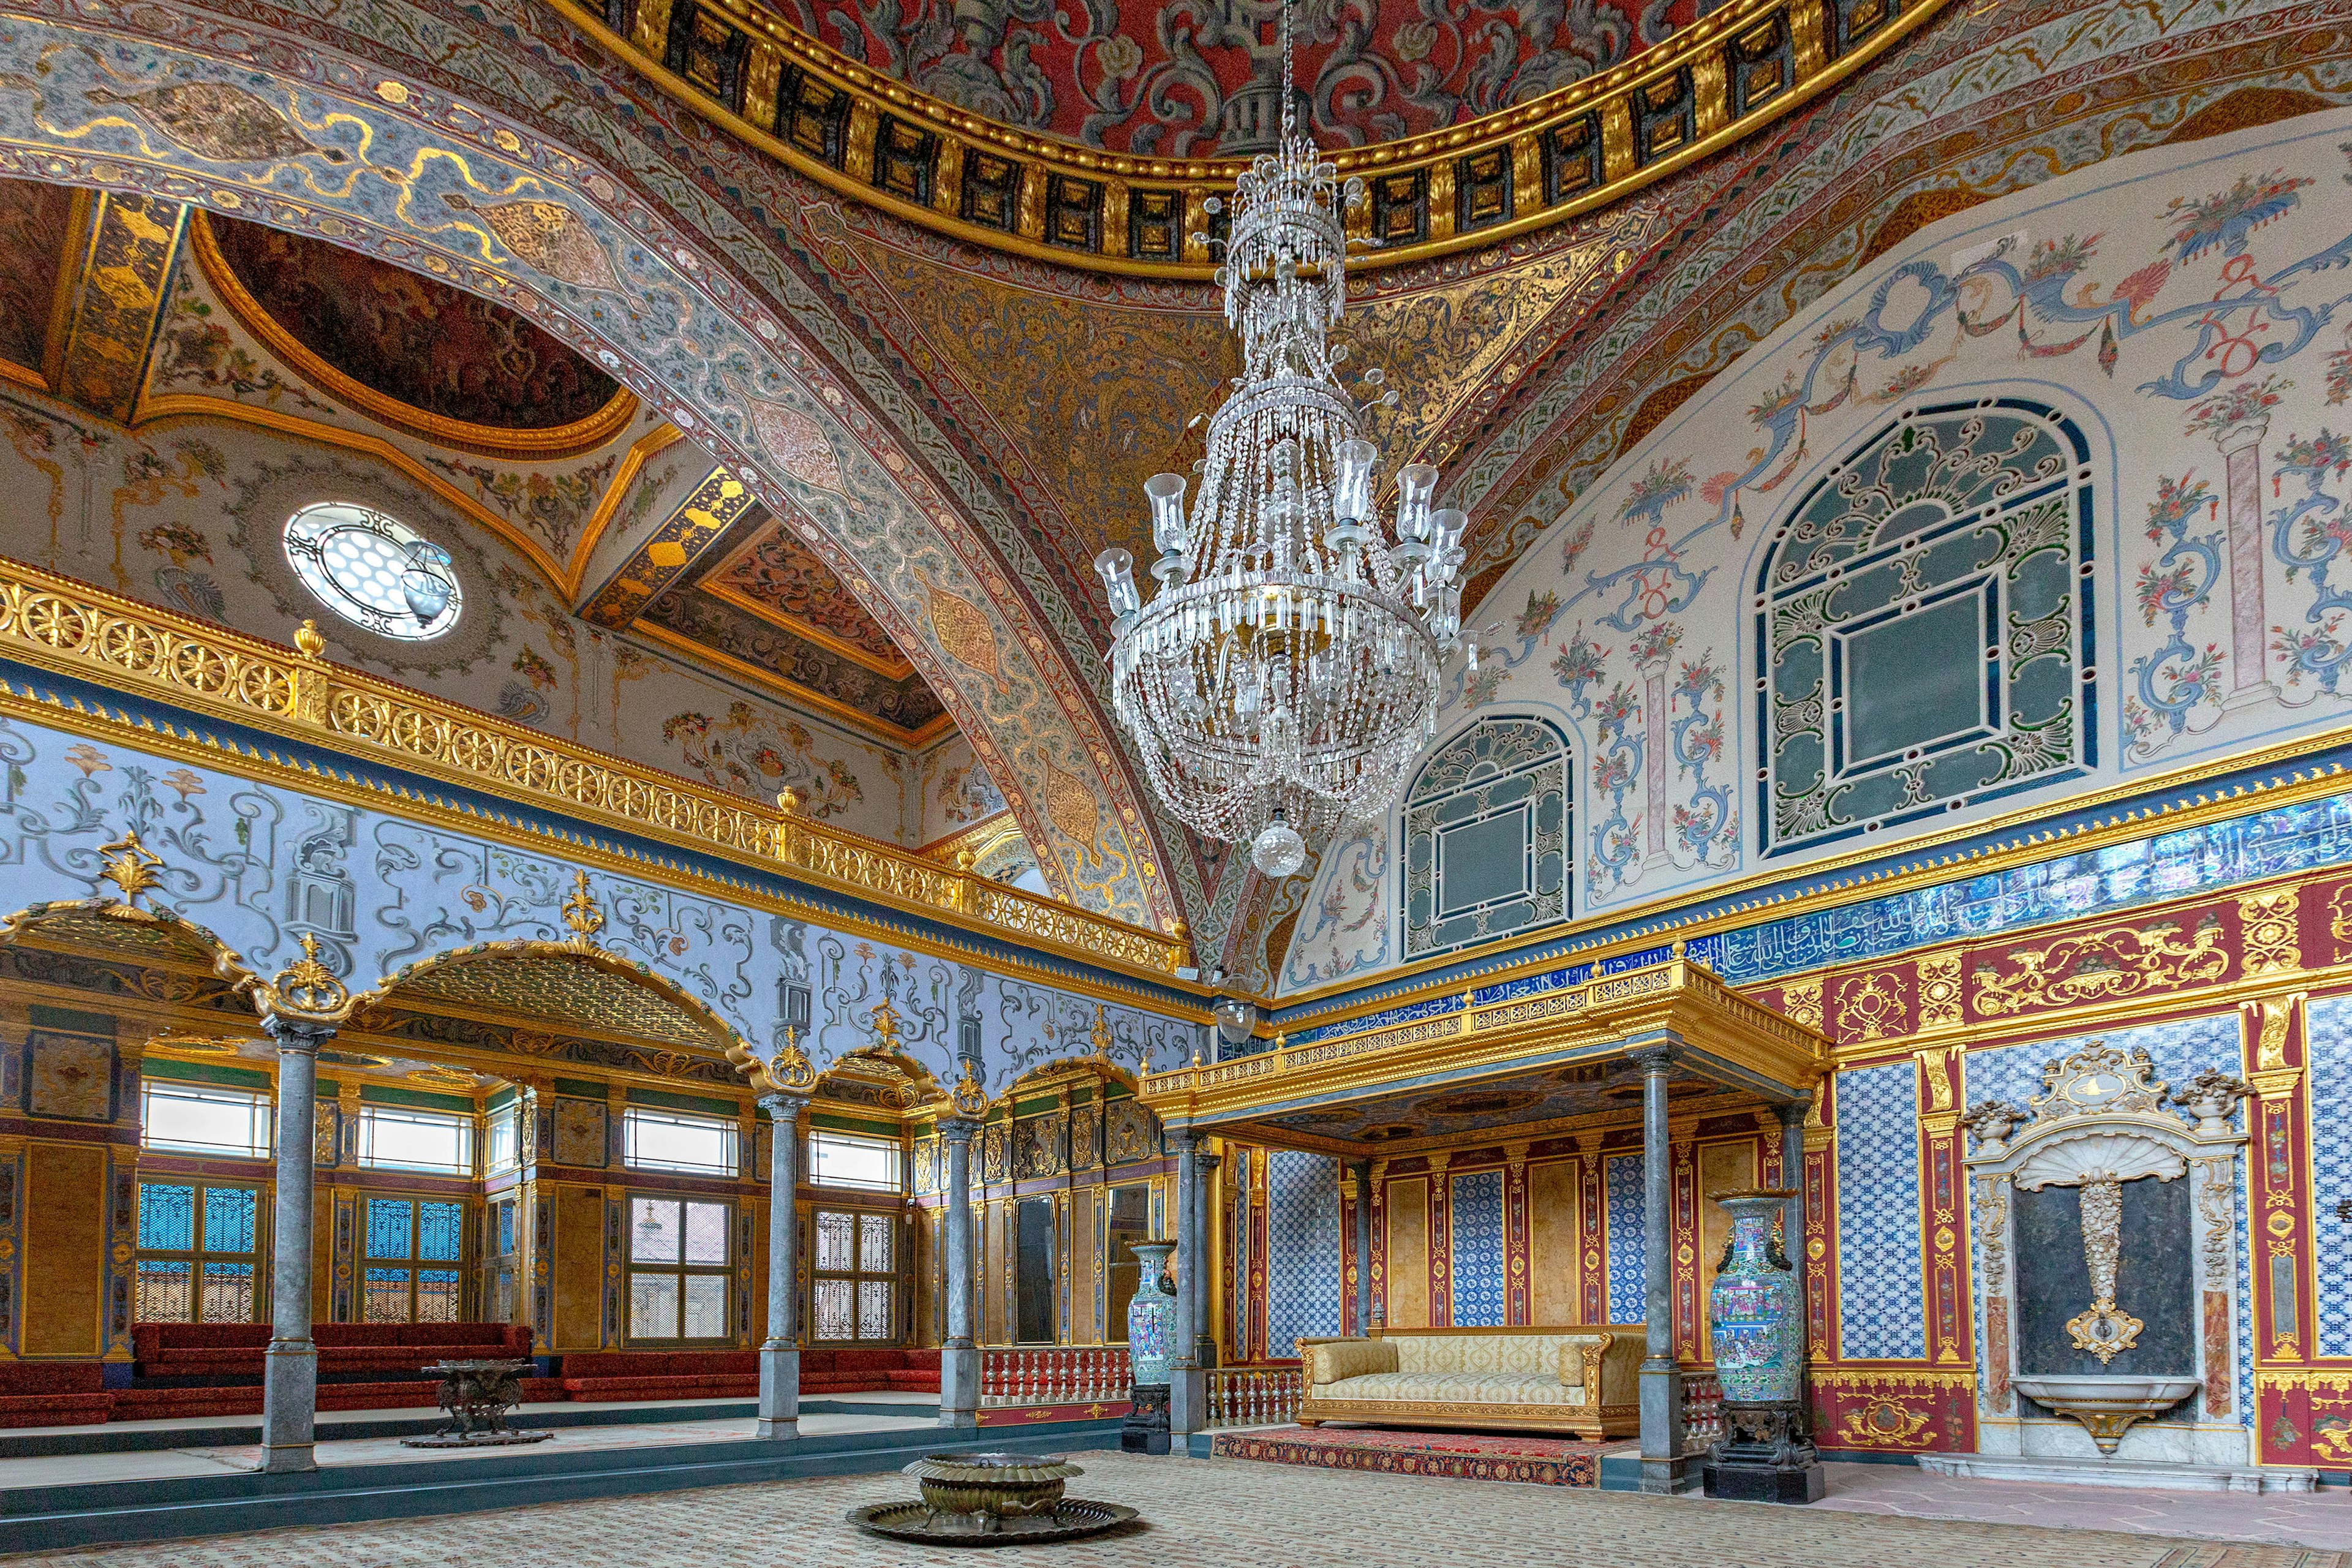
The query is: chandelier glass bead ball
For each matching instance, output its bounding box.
[1095,12,1468,878]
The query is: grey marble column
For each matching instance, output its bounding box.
[940,1117,980,1429]
[1168,1129,1204,1437]
[1193,1150,1221,1369]
[1629,1041,1686,1492]
[758,1091,807,1440]
[1777,1096,1811,1366]
[260,1017,331,1476]
[1351,1159,1373,1336]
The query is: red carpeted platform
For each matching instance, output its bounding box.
[1209,1425,1630,1487]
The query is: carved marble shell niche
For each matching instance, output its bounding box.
[1961,1044,2250,1462]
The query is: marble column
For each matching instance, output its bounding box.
[260,1017,331,1475]
[1193,1148,1221,1369]
[1169,1129,1204,1438]
[758,1092,808,1439]
[940,1117,980,1429]
[1351,1158,1373,1336]
[1776,1096,1810,1366]
[1629,1041,1686,1492]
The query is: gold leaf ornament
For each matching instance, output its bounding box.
[85,83,349,165]
[1041,754,1104,868]
[914,568,1009,694]
[439,192,621,294]
[743,395,843,492]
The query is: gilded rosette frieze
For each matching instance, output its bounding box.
[0,559,1185,979]
[552,0,1950,277]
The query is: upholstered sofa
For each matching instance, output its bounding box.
[1294,1326,1644,1439]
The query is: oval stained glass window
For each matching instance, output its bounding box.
[282,502,462,640]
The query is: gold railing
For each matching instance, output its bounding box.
[557,0,1949,277]
[0,559,1188,979]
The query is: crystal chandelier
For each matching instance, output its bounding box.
[1095,6,1468,878]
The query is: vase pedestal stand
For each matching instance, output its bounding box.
[1702,1400,1825,1504]
[1122,1384,1170,1456]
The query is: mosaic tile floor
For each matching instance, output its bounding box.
[12,1450,2348,1567]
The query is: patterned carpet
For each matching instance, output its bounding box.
[1211,1423,1628,1486]
[11,1450,2346,1567]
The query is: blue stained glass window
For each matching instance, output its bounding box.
[417,1201,464,1262]
[139,1184,195,1252]
[203,1188,257,1254]
[366,1199,413,1259]
[1757,398,2095,854]
[496,1201,515,1256]
[1404,718,1571,959]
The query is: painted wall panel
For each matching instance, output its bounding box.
[1385,1177,1430,1330]
[1529,1159,1578,1326]
[23,1144,105,1357]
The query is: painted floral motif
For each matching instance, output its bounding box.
[661,701,865,816]
[1283,828,1387,989]
[2163,170,2312,263]
[2186,375,2290,439]
[2267,428,2352,701]
[150,277,333,412]
[425,454,617,554]
[2124,473,2223,758]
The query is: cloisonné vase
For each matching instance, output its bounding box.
[1708,1191,1803,1404]
[1125,1240,1178,1389]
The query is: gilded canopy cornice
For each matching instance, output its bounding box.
[1139,951,1826,1133]
[559,0,1950,278]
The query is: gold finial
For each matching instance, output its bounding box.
[96,829,165,907]
[1275,1031,1287,1052]
[767,1027,816,1093]
[293,619,325,658]
[560,870,604,945]
[1090,1003,1113,1060]
[1672,936,1687,960]
[956,846,976,872]
[869,997,903,1049]
[775,786,801,815]
[949,1057,988,1119]
[266,932,350,1021]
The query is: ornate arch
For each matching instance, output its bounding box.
[1403,714,1573,960]
[0,0,1187,934]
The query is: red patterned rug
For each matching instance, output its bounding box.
[1209,1425,1630,1487]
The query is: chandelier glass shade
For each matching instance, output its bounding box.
[1096,40,1466,877]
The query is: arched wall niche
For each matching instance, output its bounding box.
[0,4,1191,934]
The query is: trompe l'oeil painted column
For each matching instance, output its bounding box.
[1169,1128,1204,1437]
[1193,1148,1221,1369]
[257,935,353,1477]
[1630,1041,1686,1493]
[940,1061,988,1431]
[758,1032,822,1441]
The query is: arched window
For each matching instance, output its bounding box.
[1756,398,2095,855]
[1403,717,1570,959]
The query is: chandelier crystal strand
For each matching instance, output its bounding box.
[1095,0,1469,877]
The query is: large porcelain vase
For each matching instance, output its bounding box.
[1125,1240,1178,1389]
[1708,1192,1804,1404]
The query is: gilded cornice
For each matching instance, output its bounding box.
[0,555,1196,991]
[1140,955,1827,1131]
[556,0,1951,279]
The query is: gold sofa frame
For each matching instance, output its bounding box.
[1293,1325,1644,1441]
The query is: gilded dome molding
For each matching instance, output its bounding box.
[560,0,1952,278]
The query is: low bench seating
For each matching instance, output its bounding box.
[0,1363,115,1427]
[801,1348,940,1395]
[556,1351,758,1401]
[131,1322,533,1381]
[1295,1326,1644,1440]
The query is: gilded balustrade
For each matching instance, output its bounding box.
[0,559,1188,978]
[554,0,1948,277]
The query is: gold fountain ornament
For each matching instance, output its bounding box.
[1093,0,1470,878]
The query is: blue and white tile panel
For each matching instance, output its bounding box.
[1834,1061,1926,1360]
[1265,1150,1343,1360]
[1450,1170,1506,1327]
[1604,1153,1646,1327]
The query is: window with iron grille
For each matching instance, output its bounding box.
[361,1196,467,1323]
[135,1182,262,1323]
[812,1209,895,1341]
[626,1196,731,1341]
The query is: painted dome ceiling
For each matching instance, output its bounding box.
[775,0,1705,153]
[205,213,622,432]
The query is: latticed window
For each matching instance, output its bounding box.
[1403,717,1570,959]
[362,1197,466,1323]
[812,1209,895,1342]
[1757,398,2095,854]
[136,1183,260,1322]
[627,1196,729,1341]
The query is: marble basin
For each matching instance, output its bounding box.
[2014,1375,2201,1455]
